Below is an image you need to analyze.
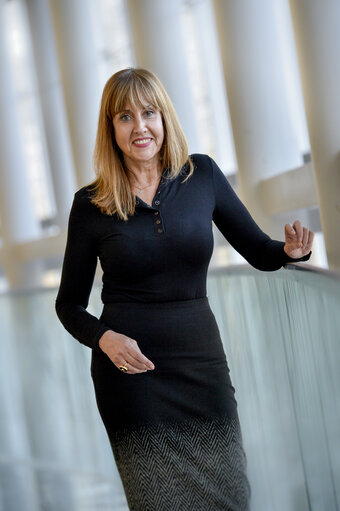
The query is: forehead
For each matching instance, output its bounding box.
[111,82,160,116]
[119,100,154,112]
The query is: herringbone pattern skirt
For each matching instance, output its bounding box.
[91,297,251,511]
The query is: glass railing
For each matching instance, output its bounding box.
[208,263,340,511]
[0,263,339,511]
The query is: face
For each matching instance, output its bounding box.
[112,101,164,169]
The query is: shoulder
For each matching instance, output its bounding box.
[74,184,96,201]
[71,185,98,216]
[190,153,229,182]
[189,154,234,198]
[180,153,214,180]
[189,153,213,170]
[187,153,218,184]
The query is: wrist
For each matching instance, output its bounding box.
[283,243,295,258]
[98,329,115,351]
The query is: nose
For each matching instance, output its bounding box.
[133,113,147,133]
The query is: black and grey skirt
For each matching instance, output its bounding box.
[91,297,251,511]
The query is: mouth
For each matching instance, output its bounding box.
[132,138,152,148]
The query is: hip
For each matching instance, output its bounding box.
[91,297,237,429]
[97,296,226,362]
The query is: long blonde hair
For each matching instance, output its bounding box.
[89,68,194,220]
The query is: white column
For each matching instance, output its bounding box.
[273,0,310,156]
[26,0,76,230]
[0,2,42,289]
[0,297,41,511]
[49,0,101,187]
[190,0,236,173]
[127,0,200,154]
[213,0,303,237]
[289,0,340,270]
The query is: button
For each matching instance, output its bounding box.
[156,219,161,224]
[158,228,163,233]
[154,211,159,215]
[155,200,160,205]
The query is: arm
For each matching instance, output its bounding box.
[210,156,312,271]
[55,191,111,351]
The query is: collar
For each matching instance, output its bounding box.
[135,172,175,209]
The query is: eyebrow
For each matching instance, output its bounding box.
[118,105,155,114]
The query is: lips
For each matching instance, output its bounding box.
[132,138,152,147]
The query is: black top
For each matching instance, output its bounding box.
[55,153,311,351]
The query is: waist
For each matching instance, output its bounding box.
[98,295,225,362]
[102,296,209,312]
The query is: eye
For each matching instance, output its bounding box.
[145,109,155,117]
[120,114,131,121]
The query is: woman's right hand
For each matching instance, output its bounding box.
[98,330,155,374]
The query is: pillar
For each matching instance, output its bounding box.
[0,1,42,288]
[190,0,236,172]
[213,0,304,238]
[127,0,201,154]
[289,0,340,269]
[26,0,77,230]
[49,0,101,186]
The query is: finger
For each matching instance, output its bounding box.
[306,230,315,250]
[112,351,146,373]
[126,365,147,375]
[116,360,147,375]
[284,223,296,239]
[125,352,151,371]
[123,338,155,370]
[302,227,309,248]
[292,220,303,246]
[129,341,155,369]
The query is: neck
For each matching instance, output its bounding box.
[124,158,163,185]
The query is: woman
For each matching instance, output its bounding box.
[55,67,314,511]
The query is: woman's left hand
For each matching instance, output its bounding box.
[283,220,315,259]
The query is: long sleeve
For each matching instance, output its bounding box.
[210,156,311,271]
[55,190,111,351]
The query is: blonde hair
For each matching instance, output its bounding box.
[89,68,194,220]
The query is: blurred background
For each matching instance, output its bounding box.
[0,0,339,510]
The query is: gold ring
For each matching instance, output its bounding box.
[119,364,128,373]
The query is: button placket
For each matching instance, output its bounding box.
[152,205,164,235]
[154,211,163,233]
[152,189,163,233]
[137,179,168,233]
